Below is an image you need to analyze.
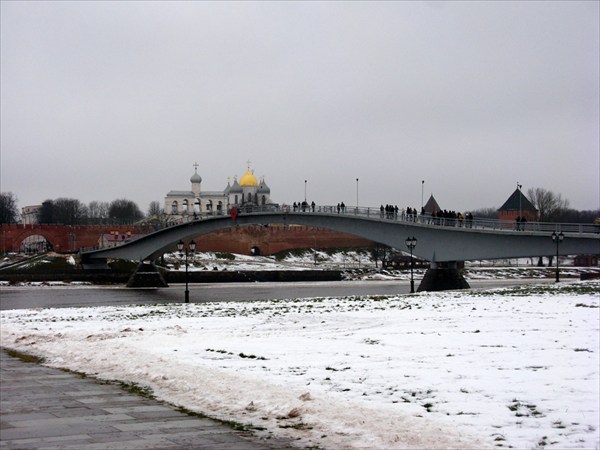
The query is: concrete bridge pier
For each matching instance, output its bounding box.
[126,262,168,288]
[417,261,470,292]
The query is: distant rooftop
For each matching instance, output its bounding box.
[498,188,537,212]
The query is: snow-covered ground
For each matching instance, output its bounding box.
[163,249,378,272]
[1,281,598,449]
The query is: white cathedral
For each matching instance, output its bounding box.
[163,163,272,216]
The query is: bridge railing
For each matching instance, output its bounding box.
[285,205,599,234]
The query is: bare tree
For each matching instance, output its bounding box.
[0,192,19,223]
[88,201,110,224]
[147,201,162,217]
[109,199,143,224]
[370,243,390,268]
[37,198,88,225]
[526,187,570,222]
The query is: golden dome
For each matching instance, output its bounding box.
[239,169,258,187]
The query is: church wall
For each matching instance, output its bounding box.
[165,165,271,216]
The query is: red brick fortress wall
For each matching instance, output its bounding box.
[193,225,374,255]
[1,223,374,255]
[0,224,147,253]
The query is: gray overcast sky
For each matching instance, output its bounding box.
[1,1,598,213]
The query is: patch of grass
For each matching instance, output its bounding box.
[239,352,267,360]
[422,402,434,412]
[5,349,45,364]
[508,399,545,418]
[59,367,88,378]
[214,252,235,260]
[278,422,313,430]
[206,348,233,355]
[174,406,263,432]
[471,281,600,298]
[117,381,155,399]
[272,248,312,261]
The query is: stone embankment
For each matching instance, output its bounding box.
[0,269,342,285]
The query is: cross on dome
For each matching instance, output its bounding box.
[190,162,202,183]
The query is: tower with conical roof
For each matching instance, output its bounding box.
[423,194,441,215]
[498,188,537,222]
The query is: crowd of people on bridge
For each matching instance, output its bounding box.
[376,205,474,227]
[515,216,528,231]
[284,201,478,229]
[293,201,316,212]
[423,209,474,228]
[380,204,399,219]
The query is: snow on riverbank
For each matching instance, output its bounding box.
[1,281,599,449]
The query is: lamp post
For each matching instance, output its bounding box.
[405,236,417,293]
[421,180,424,211]
[356,178,359,211]
[551,231,564,282]
[517,182,522,221]
[304,180,307,203]
[177,239,196,303]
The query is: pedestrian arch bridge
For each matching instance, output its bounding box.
[80,205,599,265]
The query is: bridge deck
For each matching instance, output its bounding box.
[80,205,600,264]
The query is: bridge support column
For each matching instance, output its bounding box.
[127,262,168,288]
[417,261,470,292]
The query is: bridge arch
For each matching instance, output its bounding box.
[20,234,53,254]
[13,228,64,253]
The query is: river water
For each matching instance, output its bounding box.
[0,279,553,310]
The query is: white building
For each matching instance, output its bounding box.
[164,163,272,216]
[21,205,41,224]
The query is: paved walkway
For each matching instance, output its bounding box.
[0,348,295,449]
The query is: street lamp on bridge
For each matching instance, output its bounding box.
[304,180,307,203]
[405,236,417,293]
[517,182,522,220]
[551,231,564,282]
[177,239,196,303]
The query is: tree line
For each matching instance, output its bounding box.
[0,192,156,225]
